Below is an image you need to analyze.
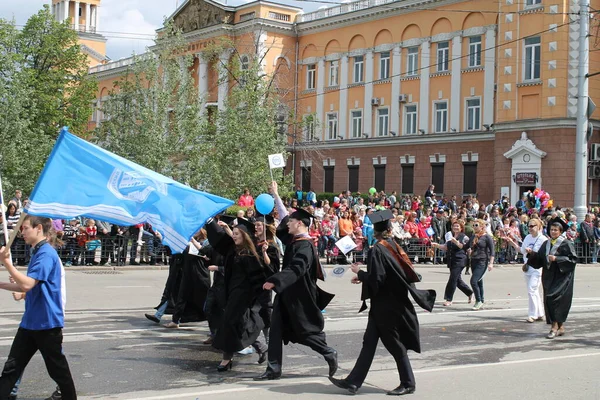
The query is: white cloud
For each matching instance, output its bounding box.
[0,0,330,61]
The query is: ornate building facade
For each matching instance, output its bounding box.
[86,0,600,206]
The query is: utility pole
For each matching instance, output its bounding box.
[574,0,590,221]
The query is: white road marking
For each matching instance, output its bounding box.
[104,286,153,288]
[130,387,262,399]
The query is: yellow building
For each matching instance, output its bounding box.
[53,0,108,67]
[87,0,600,207]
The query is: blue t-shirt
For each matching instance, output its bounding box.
[21,242,66,330]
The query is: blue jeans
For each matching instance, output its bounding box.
[155,301,168,320]
[470,259,488,303]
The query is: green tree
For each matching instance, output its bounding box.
[94,24,206,187]
[198,36,292,199]
[0,5,97,196]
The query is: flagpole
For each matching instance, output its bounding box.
[0,173,9,245]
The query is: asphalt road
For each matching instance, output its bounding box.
[1,265,599,400]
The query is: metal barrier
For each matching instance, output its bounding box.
[8,235,168,267]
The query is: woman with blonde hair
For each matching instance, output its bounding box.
[468,219,495,310]
[510,217,547,322]
[432,220,473,306]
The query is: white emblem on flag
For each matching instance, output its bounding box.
[108,169,168,203]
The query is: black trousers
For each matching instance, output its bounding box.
[99,234,114,264]
[267,303,331,370]
[346,317,415,389]
[0,327,77,400]
[444,265,473,301]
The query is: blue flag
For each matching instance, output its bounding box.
[25,128,234,253]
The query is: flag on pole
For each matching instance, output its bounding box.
[24,128,234,253]
[268,154,285,169]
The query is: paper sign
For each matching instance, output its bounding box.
[444,232,453,242]
[335,235,357,255]
[268,154,285,169]
[330,266,349,278]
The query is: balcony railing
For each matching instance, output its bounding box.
[297,0,399,22]
[88,56,136,74]
[71,24,97,34]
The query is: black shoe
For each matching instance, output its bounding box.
[45,387,62,400]
[258,350,268,364]
[329,377,358,395]
[254,368,282,381]
[217,360,233,372]
[324,349,338,377]
[8,394,17,400]
[387,386,415,396]
[145,313,160,324]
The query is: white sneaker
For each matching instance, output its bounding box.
[472,301,483,311]
[237,346,254,355]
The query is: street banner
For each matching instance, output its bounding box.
[24,127,233,253]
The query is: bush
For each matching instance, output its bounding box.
[225,205,248,216]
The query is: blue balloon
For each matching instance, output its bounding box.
[255,193,275,215]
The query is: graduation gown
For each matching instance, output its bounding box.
[256,241,281,329]
[206,220,266,353]
[358,238,436,353]
[268,217,327,344]
[173,248,210,323]
[529,238,577,324]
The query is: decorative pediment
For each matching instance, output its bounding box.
[503,131,547,160]
[173,0,235,33]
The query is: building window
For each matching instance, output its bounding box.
[353,55,364,83]
[431,163,445,194]
[468,36,482,67]
[404,104,417,135]
[351,110,363,138]
[526,0,541,5]
[401,165,414,194]
[239,12,256,22]
[374,165,386,191]
[463,162,477,194]
[240,55,249,71]
[307,64,316,89]
[437,41,449,72]
[329,60,339,86]
[301,167,311,192]
[466,98,481,131]
[348,166,359,192]
[434,102,448,133]
[377,108,389,137]
[379,51,390,80]
[304,114,315,141]
[327,112,338,140]
[268,11,291,21]
[324,166,335,192]
[524,36,541,81]
[406,47,418,76]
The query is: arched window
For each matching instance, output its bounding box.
[240,55,249,71]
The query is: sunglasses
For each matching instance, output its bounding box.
[528,224,537,228]
[472,224,480,227]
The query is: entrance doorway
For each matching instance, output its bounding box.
[519,186,535,207]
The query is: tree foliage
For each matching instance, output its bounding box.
[94,24,206,187]
[0,5,97,197]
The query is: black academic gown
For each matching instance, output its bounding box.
[206,220,266,353]
[172,247,211,323]
[529,238,577,324]
[359,238,436,353]
[256,241,281,329]
[157,252,185,315]
[268,218,328,344]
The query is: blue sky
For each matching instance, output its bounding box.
[0,0,329,62]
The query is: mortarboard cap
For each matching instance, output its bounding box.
[255,214,275,225]
[234,217,256,237]
[549,217,569,233]
[289,208,314,227]
[369,209,394,232]
[218,215,236,226]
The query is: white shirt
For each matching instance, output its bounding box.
[521,233,548,264]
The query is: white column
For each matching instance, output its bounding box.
[316,59,325,138]
[419,40,430,133]
[391,45,401,135]
[63,0,70,23]
[450,36,462,131]
[94,4,100,33]
[52,3,56,19]
[85,3,91,32]
[363,50,374,136]
[483,28,496,126]
[74,1,80,31]
[339,55,349,140]
[197,54,208,116]
[217,51,231,111]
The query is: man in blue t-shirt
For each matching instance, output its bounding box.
[0,215,77,400]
